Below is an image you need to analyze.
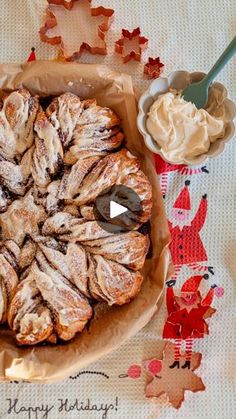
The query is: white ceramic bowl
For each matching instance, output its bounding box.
[137,71,236,165]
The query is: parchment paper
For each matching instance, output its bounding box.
[0,61,171,383]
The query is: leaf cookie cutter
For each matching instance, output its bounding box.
[115,27,148,63]
[39,0,114,60]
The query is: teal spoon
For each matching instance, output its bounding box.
[182,35,236,109]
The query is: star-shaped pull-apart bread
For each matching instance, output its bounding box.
[0,89,152,345]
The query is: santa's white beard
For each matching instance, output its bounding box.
[171,218,192,229]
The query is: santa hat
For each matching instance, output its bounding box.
[181,274,209,293]
[27,47,36,62]
[173,180,191,210]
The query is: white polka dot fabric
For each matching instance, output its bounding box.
[0,0,235,418]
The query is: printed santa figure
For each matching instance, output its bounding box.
[163,275,223,369]
[168,180,213,279]
[154,154,209,197]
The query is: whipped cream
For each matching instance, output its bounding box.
[146,90,226,163]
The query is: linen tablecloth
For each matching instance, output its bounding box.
[0,1,235,418]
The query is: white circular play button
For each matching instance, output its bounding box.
[110,200,128,218]
[93,185,142,233]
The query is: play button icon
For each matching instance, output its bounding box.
[93,185,142,233]
[110,200,128,218]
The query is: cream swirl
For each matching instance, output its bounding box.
[146,90,226,163]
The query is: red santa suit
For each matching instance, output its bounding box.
[168,182,208,278]
[168,198,208,265]
[163,287,215,340]
[162,275,216,366]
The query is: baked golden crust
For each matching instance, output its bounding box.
[0,90,152,346]
[33,107,64,188]
[0,89,39,211]
[58,152,107,200]
[46,92,83,148]
[84,232,150,271]
[8,280,55,346]
[74,149,140,205]
[8,254,93,345]
[88,254,144,305]
[118,170,153,223]
[0,245,19,324]
[0,89,38,159]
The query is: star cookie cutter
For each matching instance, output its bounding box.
[115,27,148,63]
[48,0,77,10]
[144,57,164,79]
[144,342,205,409]
[39,0,114,60]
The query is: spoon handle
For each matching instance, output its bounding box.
[204,35,236,87]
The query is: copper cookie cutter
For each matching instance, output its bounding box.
[39,0,114,60]
[144,57,164,79]
[115,27,148,63]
